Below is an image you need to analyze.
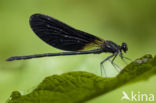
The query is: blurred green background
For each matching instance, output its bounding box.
[0,0,156,103]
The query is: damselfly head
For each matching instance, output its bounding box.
[120,42,128,53]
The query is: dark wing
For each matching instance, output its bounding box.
[30,14,104,51]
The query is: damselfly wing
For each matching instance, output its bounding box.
[30,14,104,51]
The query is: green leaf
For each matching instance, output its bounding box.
[7,54,156,103]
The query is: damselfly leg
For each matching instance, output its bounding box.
[100,54,115,77]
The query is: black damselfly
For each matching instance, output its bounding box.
[7,14,130,77]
